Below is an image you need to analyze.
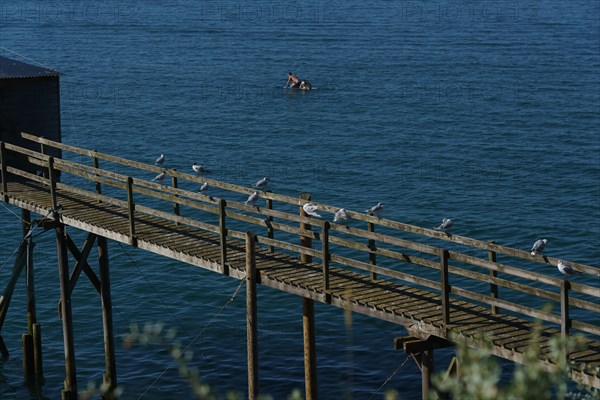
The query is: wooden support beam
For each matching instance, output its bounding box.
[246,232,258,400]
[417,349,434,400]
[394,336,453,354]
[33,322,43,381]
[66,233,98,296]
[0,242,28,330]
[303,297,318,400]
[56,223,78,399]
[0,335,8,360]
[65,235,101,294]
[98,236,118,397]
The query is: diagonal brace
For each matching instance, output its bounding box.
[66,233,100,295]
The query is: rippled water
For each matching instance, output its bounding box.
[1,1,599,398]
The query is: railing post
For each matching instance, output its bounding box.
[299,194,312,264]
[368,222,377,280]
[219,199,229,276]
[39,139,47,179]
[48,157,58,210]
[245,232,259,400]
[0,142,8,202]
[92,150,102,196]
[439,248,450,327]
[487,241,499,315]
[560,280,570,338]
[171,169,180,222]
[266,198,274,253]
[126,177,137,247]
[321,222,330,303]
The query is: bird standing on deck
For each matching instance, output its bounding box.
[530,239,547,255]
[557,260,581,279]
[365,202,384,217]
[253,177,270,188]
[155,154,165,166]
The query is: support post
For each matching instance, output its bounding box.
[299,194,312,264]
[171,170,180,222]
[265,198,274,253]
[219,199,229,275]
[92,150,102,196]
[560,280,570,338]
[33,323,43,380]
[98,236,118,397]
[321,222,330,303]
[0,142,8,202]
[126,177,137,247]
[56,223,78,399]
[246,232,258,400]
[417,349,434,400]
[48,157,58,210]
[487,241,499,315]
[303,298,318,400]
[368,222,377,280]
[22,209,38,378]
[439,249,450,327]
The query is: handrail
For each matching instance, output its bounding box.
[3,138,599,343]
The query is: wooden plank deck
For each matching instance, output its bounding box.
[6,180,600,388]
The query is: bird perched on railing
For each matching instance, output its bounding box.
[192,163,210,175]
[333,208,351,223]
[557,260,581,280]
[154,154,165,166]
[253,177,270,188]
[151,172,166,184]
[433,218,453,232]
[303,203,322,218]
[198,182,209,193]
[530,239,547,255]
[365,202,383,217]
[245,191,259,206]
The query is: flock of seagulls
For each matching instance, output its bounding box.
[149,154,582,280]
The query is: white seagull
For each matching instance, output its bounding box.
[154,154,165,165]
[557,260,581,279]
[530,239,547,256]
[151,172,166,184]
[192,162,210,175]
[333,208,351,223]
[198,182,209,193]
[253,177,270,188]
[365,202,384,216]
[303,203,322,218]
[245,191,259,206]
[433,218,453,232]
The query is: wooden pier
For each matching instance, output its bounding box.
[1,132,599,398]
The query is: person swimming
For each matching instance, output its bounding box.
[286,72,300,88]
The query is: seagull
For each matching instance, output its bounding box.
[151,172,166,184]
[530,239,547,256]
[303,203,322,218]
[433,218,453,232]
[198,182,209,193]
[365,202,384,216]
[245,191,259,206]
[154,154,165,165]
[333,208,351,223]
[557,260,581,279]
[253,177,270,188]
[192,162,210,174]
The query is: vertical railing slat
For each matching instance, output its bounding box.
[368,222,377,280]
[439,248,450,326]
[488,241,499,315]
[322,222,330,302]
[48,157,58,210]
[126,177,136,246]
[219,199,229,276]
[266,198,274,253]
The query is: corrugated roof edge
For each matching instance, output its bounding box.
[0,55,60,79]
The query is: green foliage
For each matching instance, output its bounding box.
[429,322,598,400]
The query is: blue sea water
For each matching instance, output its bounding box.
[1,0,599,398]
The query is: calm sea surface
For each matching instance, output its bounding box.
[1,1,599,398]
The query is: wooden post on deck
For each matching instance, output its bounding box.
[439,249,450,327]
[299,194,318,399]
[560,280,570,338]
[56,222,78,399]
[0,142,8,202]
[368,222,377,280]
[92,150,102,196]
[98,236,118,397]
[219,199,229,275]
[246,232,258,400]
[487,241,499,315]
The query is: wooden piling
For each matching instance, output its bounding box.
[98,236,117,396]
[22,209,38,378]
[303,298,318,400]
[246,232,258,400]
[56,223,78,399]
[419,349,434,400]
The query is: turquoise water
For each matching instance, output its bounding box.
[1,1,599,398]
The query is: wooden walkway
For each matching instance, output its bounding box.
[1,134,600,395]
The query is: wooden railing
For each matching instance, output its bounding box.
[1,132,599,342]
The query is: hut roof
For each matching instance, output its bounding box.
[0,55,60,79]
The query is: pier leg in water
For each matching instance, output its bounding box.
[303,297,318,400]
[56,223,78,399]
[99,236,118,397]
[246,232,259,400]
